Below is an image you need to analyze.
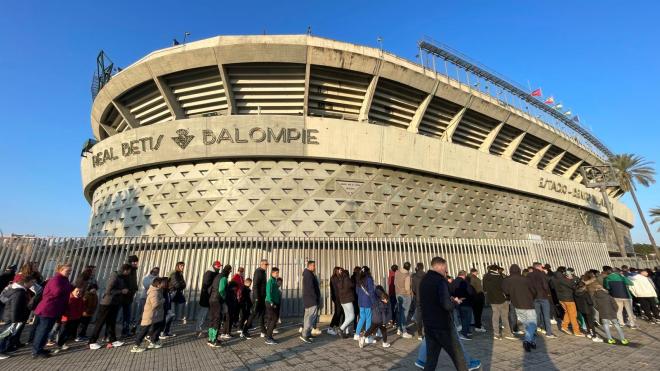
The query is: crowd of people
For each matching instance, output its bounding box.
[0,256,659,371]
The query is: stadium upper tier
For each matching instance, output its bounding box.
[91,35,607,183]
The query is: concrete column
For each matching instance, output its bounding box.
[112,100,138,128]
[154,76,185,119]
[478,120,505,153]
[100,123,117,136]
[303,47,311,117]
[217,64,236,115]
[543,151,566,173]
[562,160,584,179]
[528,144,552,168]
[407,81,440,133]
[441,95,473,142]
[502,132,526,159]
[358,75,380,122]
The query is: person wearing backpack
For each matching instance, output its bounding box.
[0,274,36,359]
[359,285,392,348]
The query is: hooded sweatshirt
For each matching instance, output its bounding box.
[628,274,658,298]
[502,264,535,310]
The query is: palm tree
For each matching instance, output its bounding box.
[610,154,657,257]
[651,207,660,231]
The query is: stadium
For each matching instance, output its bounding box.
[81,34,632,248]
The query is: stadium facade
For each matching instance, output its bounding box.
[81,35,634,255]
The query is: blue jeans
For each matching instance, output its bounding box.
[32,316,57,356]
[534,299,554,335]
[355,307,372,334]
[458,305,472,336]
[515,308,537,343]
[601,319,625,340]
[396,295,412,332]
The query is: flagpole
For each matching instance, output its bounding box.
[527,80,532,93]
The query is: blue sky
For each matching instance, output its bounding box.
[0,1,658,243]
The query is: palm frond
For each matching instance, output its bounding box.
[609,153,656,192]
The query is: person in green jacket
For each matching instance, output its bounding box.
[207,265,231,347]
[264,267,281,345]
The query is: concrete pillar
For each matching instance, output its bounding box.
[502,132,526,159]
[154,76,185,120]
[407,81,440,133]
[217,64,236,115]
[528,144,552,168]
[112,100,138,128]
[544,151,566,173]
[441,95,473,142]
[563,160,584,179]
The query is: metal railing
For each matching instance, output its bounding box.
[0,236,612,318]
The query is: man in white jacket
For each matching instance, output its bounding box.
[628,269,660,323]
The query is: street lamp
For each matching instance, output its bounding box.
[579,165,627,257]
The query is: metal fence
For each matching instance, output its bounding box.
[0,236,612,319]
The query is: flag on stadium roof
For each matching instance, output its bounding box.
[572,115,580,123]
[531,88,542,97]
[544,96,555,104]
[554,103,563,110]
[564,110,572,116]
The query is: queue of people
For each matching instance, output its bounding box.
[0,256,659,371]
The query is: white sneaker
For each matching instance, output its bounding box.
[0,354,9,360]
[375,329,383,338]
[396,329,402,336]
[592,337,603,343]
[353,334,360,340]
[358,336,365,348]
[111,341,124,347]
[327,328,337,335]
[382,342,391,348]
[366,336,376,344]
[273,329,279,334]
[298,327,303,333]
[311,328,322,336]
[550,319,557,325]
[60,344,70,350]
[474,327,486,333]
[401,332,412,339]
[89,343,102,350]
[260,332,266,338]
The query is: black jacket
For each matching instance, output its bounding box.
[240,286,252,311]
[371,286,392,324]
[1,284,30,323]
[101,271,127,306]
[574,289,593,313]
[482,271,506,304]
[302,268,320,308]
[199,269,219,308]
[553,276,576,302]
[252,268,267,302]
[527,270,552,300]
[334,272,354,304]
[411,271,426,304]
[169,271,187,303]
[451,276,474,306]
[502,265,535,310]
[420,270,454,330]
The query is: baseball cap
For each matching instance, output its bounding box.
[213,260,222,268]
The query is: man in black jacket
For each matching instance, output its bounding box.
[0,274,35,357]
[300,260,320,343]
[482,265,514,340]
[242,259,269,338]
[121,255,139,338]
[411,262,426,339]
[502,264,537,352]
[196,260,221,337]
[420,257,468,371]
[451,271,474,339]
[527,262,556,338]
[89,264,131,349]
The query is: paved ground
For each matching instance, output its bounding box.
[2,311,659,370]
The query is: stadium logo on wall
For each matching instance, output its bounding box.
[172,129,195,149]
